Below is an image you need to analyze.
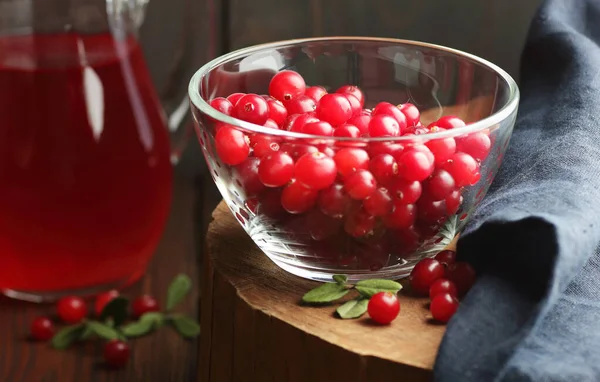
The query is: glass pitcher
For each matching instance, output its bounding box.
[0,0,189,301]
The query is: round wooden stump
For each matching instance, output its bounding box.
[200,201,450,382]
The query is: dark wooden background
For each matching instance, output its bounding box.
[0,1,542,381]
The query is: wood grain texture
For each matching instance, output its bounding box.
[201,201,457,382]
[0,170,206,382]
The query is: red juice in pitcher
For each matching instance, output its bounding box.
[0,32,173,297]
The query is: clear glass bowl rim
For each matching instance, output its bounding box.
[188,36,520,142]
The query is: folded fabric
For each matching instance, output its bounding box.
[434,0,600,381]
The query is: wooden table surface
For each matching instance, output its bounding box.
[0,168,218,382]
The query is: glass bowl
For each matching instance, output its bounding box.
[188,37,519,282]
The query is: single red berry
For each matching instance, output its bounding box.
[232,157,265,195]
[363,187,393,216]
[226,92,245,106]
[430,293,459,323]
[266,98,288,126]
[344,208,376,237]
[334,148,370,177]
[132,295,160,319]
[305,86,328,102]
[30,317,54,341]
[347,111,372,134]
[368,114,400,137]
[434,250,457,266]
[295,152,338,190]
[284,95,316,115]
[336,85,365,108]
[457,132,491,161]
[57,296,88,324]
[429,278,458,299]
[318,183,349,218]
[389,178,422,204]
[397,149,434,182]
[423,169,456,200]
[407,144,435,165]
[367,292,400,324]
[333,123,361,138]
[103,339,130,368]
[280,142,318,161]
[426,135,457,166]
[446,262,477,296]
[286,113,319,132]
[232,94,269,125]
[95,289,119,317]
[417,196,449,224]
[301,120,334,136]
[269,70,306,102]
[443,152,479,187]
[281,181,319,214]
[250,134,280,158]
[445,189,462,215]
[430,115,466,130]
[382,201,416,229]
[344,94,362,116]
[316,93,352,126]
[209,97,233,115]
[369,154,399,187]
[343,169,377,199]
[372,102,407,132]
[398,103,420,126]
[258,152,295,187]
[409,258,445,295]
[215,125,250,165]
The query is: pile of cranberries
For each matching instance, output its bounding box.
[207,70,491,266]
[409,249,476,323]
[29,291,160,368]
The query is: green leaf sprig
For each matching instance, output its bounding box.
[301,275,402,320]
[51,273,200,350]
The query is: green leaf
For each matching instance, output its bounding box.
[302,282,349,304]
[332,274,347,286]
[100,296,129,327]
[121,312,165,338]
[355,279,402,297]
[51,324,86,350]
[169,315,201,338]
[167,274,192,311]
[86,321,120,340]
[336,298,369,319]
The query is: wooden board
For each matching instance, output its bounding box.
[201,201,457,382]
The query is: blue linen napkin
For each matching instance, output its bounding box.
[433,0,600,381]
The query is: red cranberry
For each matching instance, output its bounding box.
[333,123,361,138]
[269,70,306,102]
[369,154,399,187]
[443,152,479,187]
[336,85,365,108]
[429,279,458,299]
[396,149,434,181]
[301,120,334,136]
[435,250,457,266]
[398,103,420,126]
[232,94,269,125]
[423,169,456,200]
[430,115,466,130]
[209,97,233,115]
[266,98,287,126]
[417,196,448,224]
[344,94,362,116]
[344,208,375,237]
[131,295,160,319]
[284,95,316,115]
[103,340,130,368]
[226,92,245,106]
[389,178,422,204]
[458,132,491,161]
[430,293,459,323]
[318,183,349,218]
[95,290,119,317]
[30,317,54,341]
[287,113,319,132]
[334,148,370,177]
[446,262,477,296]
[407,144,435,165]
[316,93,352,126]
[280,142,318,161]
[281,181,318,214]
[343,169,377,199]
[295,152,338,190]
[57,296,88,324]
[372,102,407,132]
[305,86,328,102]
[250,134,279,158]
[367,292,400,324]
[215,125,250,165]
[363,187,393,216]
[409,258,445,295]
[383,201,416,229]
[445,189,462,215]
[368,142,404,158]
[258,152,295,187]
[426,135,457,166]
[368,114,400,137]
[263,119,279,129]
[232,157,265,195]
[348,111,372,134]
